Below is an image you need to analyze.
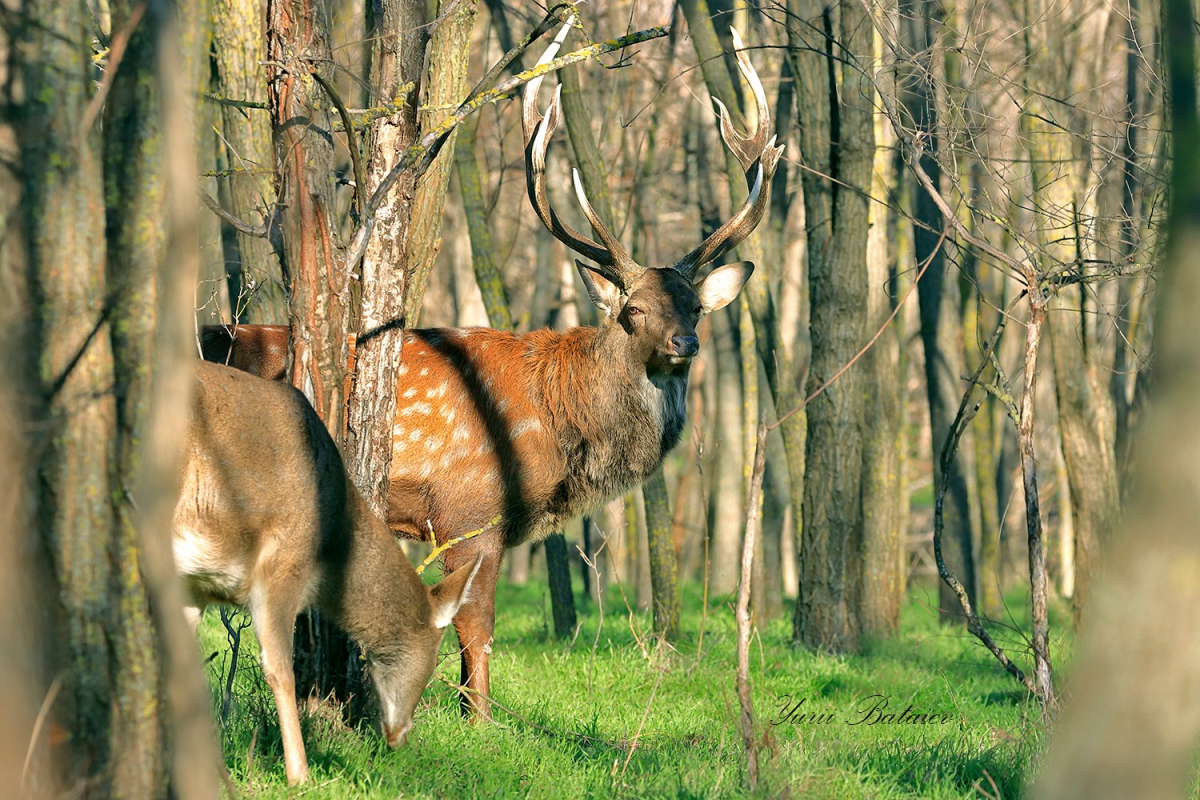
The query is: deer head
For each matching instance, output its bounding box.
[363,554,480,747]
[522,24,785,375]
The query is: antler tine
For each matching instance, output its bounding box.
[717,28,775,174]
[571,169,637,272]
[672,28,786,279]
[523,17,640,283]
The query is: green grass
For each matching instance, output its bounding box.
[199,580,1058,798]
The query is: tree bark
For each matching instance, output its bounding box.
[211,0,286,322]
[788,0,874,653]
[404,0,477,324]
[545,533,577,638]
[344,0,427,518]
[8,1,220,794]
[899,0,978,619]
[1032,0,1200,788]
[266,0,359,710]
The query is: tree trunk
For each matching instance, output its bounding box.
[899,0,978,619]
[545,533,577,638]
[681,0,807,627]
[860,71,903,637]
[709,306,745,595]
[1019,0,1120,622]
[787,0,874,653]
[344,0,427,519]
[210,0,286,322]
[1018,300,1055,705]
[404,0,477,324]
[266,0,358,710]
[9,1,220,794]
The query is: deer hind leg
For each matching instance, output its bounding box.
[445,536,503,720]
[248,570,311,785]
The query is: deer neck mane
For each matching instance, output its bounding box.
[536,320,689,469]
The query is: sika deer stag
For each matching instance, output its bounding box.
[200,26,783,719]
[174,362,480,784]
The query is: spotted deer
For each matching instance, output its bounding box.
[174,361,481,784]
[200,26,782,719]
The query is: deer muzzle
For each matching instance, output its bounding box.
[669,334,700,359]
[384,719,412,748]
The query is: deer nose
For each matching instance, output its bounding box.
[384,720,412,748]
[670,335,699,358]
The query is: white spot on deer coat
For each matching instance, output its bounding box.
[419,368,429,377]
[398,363,409,376]
[403,387,417,399]
[409,429,424,442]
[400,402,432,416]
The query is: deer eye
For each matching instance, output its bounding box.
[627,306,645,318]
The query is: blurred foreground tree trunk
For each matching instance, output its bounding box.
[1032,0,1200,792]
[3,0,220,795]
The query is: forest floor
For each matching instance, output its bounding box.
[200,579,1069,798]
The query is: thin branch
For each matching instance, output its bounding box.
[81,2,146,134]
[201,91,270,111]
[200,190,268,238]
[735,422,768,790]
[308,67,367,218]
[932,316,1047,702]
[343,21,672,270]
[415,515,501,575]
[772,227,947,431]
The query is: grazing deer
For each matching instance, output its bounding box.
[174,361,481,784]
[200,26,782,719]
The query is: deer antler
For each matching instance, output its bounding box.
[671,28,785,279]
[523,18,642,287]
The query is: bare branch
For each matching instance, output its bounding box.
[343,22,672,270]
[200,190,268,238]
[308,67,367,218]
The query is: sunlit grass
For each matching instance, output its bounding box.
[197,578,1060,798]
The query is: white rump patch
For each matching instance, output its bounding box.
[174,527,244,594]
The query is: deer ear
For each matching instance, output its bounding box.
[429,554,483,629]
[696,261,754,313]
[575,260,624,316]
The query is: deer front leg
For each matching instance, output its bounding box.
[249,585,309,785]
[445,537,503,720]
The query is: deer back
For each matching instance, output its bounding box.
[175,360,351,609]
